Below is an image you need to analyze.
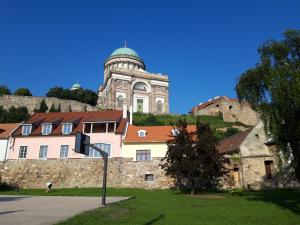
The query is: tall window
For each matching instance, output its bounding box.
[137,99,143,113]
[136,150,151,161]
[22,125,32,136]
[19,146,28,159]
[42,124,52,135]
[88,143,111,158]
[157,100,163,113]
[264,161,273,179]
[62,123,72,135]
[39,145,48,159]
[60,145,69,158]
[117,95,123,108]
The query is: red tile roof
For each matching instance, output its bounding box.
[0,123,20,139]
[217,129,252,154]
[124,125,197,143]
[192,96,239,113]
[13,111,126,136]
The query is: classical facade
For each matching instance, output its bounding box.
[97,46,169,114]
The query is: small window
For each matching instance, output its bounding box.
[84,123,92,133]
[93,123,106,133]
[171,129,179,136]
[145,174,154,181]
[60,145,69,158]
[117,95,124,108]
[19,146,28,159]
[229,105,233,110]
[137,130,147,137]
[42,124,52,135]
[136,150,151,161]
[62,123,72,135]
[39,145,48,159]
[22,125,32,136]
[157,100,163,113]
[216,104,219,107]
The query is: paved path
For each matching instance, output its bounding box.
[0,195,130,225]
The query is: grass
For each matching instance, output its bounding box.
[133,113,243,129]
[1,188,300,225]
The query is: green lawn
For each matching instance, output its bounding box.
[1,188,300,225]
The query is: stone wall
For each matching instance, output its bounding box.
[194,98,258,126]
[1,158,174,189]
[0,161,4,183]
[0,95,98,114]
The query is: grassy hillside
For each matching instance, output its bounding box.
[133,113,247,129]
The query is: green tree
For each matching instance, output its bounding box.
[35,99,48,113]
[0,85,11,96]
[49,103,61,112]
[160,119,228,194]
[13,88,32,96]
[0,106,29,122]
[235,29,300,179]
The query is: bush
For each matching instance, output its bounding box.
[13,88,32,96]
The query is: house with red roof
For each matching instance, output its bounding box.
[8,110,127,160]
[0,123,20,161]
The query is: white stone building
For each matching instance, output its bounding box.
[97,45,169,114]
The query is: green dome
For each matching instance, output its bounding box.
[70,83,81,91]
[110,47,139,58]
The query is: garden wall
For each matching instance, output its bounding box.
[1,158,174,189]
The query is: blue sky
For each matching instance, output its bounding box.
[1,0,299,113]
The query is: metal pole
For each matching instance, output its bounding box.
[102,155,108,205]
[84,142,108,205]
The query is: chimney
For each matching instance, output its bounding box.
[123,104,127,119]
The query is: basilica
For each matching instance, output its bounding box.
[97,45,169,114]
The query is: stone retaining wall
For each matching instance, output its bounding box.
[1,158,174,189]
[0,95,98,113]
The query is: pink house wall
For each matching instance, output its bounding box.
[8,133,122,160]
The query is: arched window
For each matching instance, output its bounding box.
[157,100,163,113]
[117,95,123,108]
[133,82,148,92]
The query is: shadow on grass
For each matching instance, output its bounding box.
[231,188,300,215]
[144,214,164,225]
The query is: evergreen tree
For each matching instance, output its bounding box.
[49,104,56,112]
[35,99,48,113]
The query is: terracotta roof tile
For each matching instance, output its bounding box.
[124,125,196,143]
[217,129,252,154]
[0,123,21,139]
[13,111,125,136]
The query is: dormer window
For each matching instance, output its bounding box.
[42,123,52,135]
[171,128,180,136]
[22,125,32,136]
[62,123,73,135]
[137,130,147,137]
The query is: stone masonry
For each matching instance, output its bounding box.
[1,158,174,189]
[0,95,98,114]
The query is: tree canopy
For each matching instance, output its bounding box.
[46,86,98,106]
[13,88,32,96]
[0,106,29,123]
[34,99,48,113]
[160,119,228,193]
[0,85,11,96]
[235,29,300,180]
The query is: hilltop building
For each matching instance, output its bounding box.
[191,96,258,125]
[97,45,169,114]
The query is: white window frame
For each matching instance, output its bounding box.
[87,143,111,158]
[39,145,48,159]
[19,146,28,159]
[42,123,52,135]
[62,123,73,135]
[60,145,69,158]
[22,125,32,136]
[137,130,147,137]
